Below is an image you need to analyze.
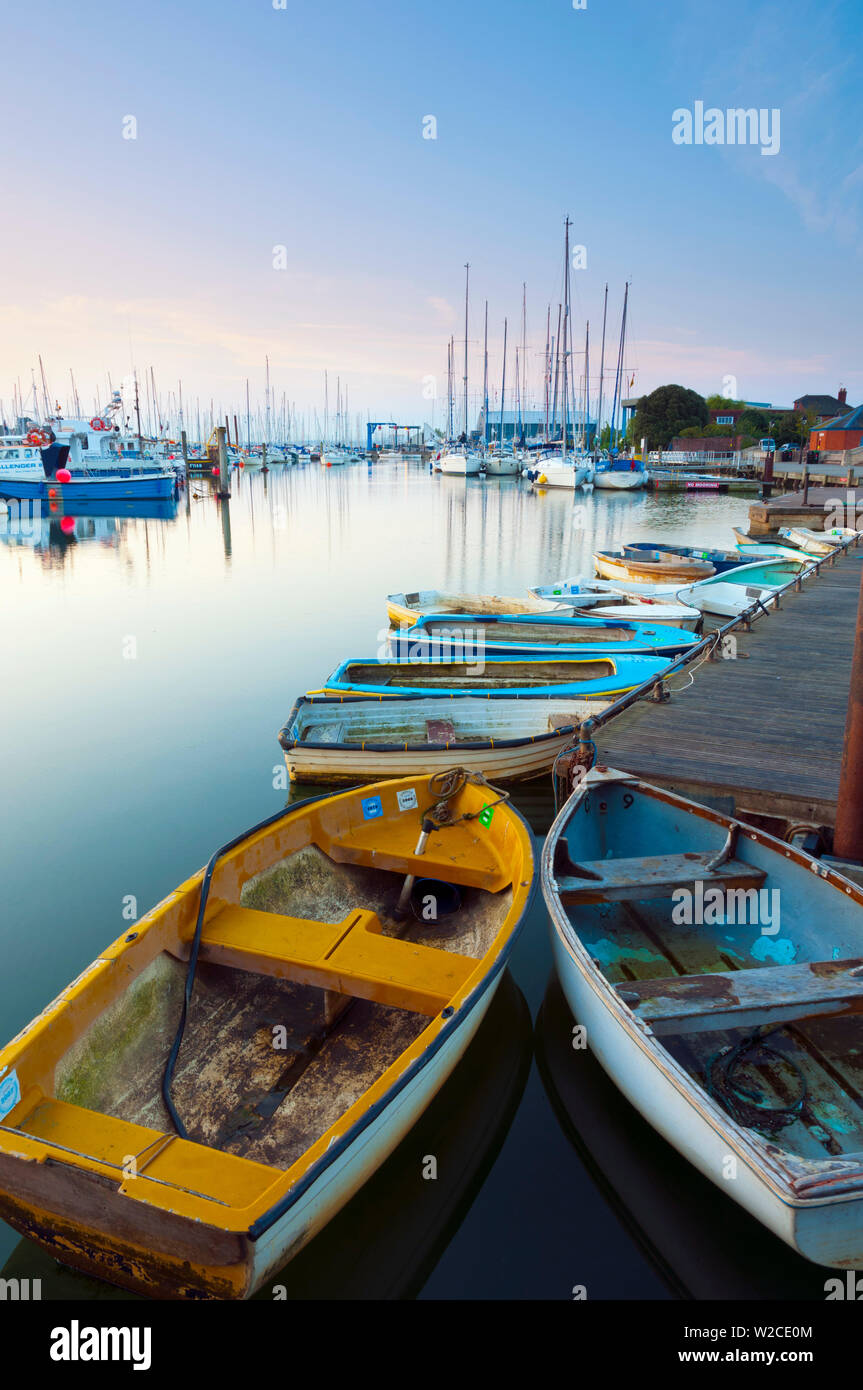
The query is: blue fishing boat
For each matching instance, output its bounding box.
[0,472,177,503]
[388,613,698,661]
[317,653,671,700]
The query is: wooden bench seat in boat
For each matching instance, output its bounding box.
[193,905,476,1016]
[555,850,766,904]
[13,1098,280,1214]
[616,958,863,1035]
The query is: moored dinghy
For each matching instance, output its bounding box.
[528,577,702,630]
[594,548,716,584]
[544,767,863,1268]
[280,692,613,783]
[0,774,534,1298]
[390,612,698,660]
[316,652,671,700]
[386,588,573,626]
[778,526,858,555]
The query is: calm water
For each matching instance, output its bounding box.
[0,463,829,1298]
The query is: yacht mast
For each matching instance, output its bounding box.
[462,263,470,439]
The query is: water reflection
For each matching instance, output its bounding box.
[535,975,831,1299]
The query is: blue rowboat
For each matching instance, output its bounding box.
[543,766,863,1270]
[622,541,742,573]
[316,653,671,700]
[388,613,698,661]
[0,472,177,503]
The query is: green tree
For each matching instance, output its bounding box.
[631,385,708,450]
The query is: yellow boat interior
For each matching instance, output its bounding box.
[0,777,532,1238]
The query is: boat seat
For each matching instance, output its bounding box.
[194,905,476,1016]
[555,850,766,904]
[615,957,863,1035]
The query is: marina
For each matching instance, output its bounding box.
[4,0,863,1342]
[2,456,863,1310]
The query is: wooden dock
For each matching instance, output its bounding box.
[594,547,863,830]
[749,486,863,536]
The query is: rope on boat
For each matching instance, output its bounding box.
[162,793,331,1140]
[706,1025,810,1134]
[551,737,597,814]
[394,768,511,917]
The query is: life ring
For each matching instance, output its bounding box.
[90,417,107,431]
[25,429,50,447]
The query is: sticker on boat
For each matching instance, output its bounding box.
[361,795,383,819]
[397,788,418,811]
[478,804,495,827]
[0,1069,20,1119]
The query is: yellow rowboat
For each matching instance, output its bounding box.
[0,774,534,1300]
[594,549,716,584]
[279,692,614,784]
[386,589,573,626]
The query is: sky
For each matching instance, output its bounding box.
[1,0,861,432]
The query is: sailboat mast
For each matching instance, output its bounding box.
[562,218,570,463]
[499,318,507,447]
[544,305,551,443]
[482,300,489,447]
[610,282,629,452]
[463,263,470,439]
[596,283,608,457]
[550,304,562,440]
[265,356,271,447]
[521,282,527,446]
[584,322,590,452]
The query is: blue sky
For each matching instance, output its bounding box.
[1,0,860,428]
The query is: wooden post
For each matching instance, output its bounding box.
[262,442,268,473]
[180,429,188,468]
[216,425,230,499]
[834,562,863,861]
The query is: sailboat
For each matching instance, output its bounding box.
[438,264,483,476]
[484,316,520,475]
[592,284,647,490]
[529,221,591,491]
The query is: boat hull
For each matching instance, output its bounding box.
[317,653,669,700]
[595,551,716,584]
[592,468,648,490]
[543,771,863,1268]
[0,776,535,1298]
[0,473,177,502]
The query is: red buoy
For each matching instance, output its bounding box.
[55,468,72,484]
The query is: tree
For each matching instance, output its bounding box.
[630,385,708,450]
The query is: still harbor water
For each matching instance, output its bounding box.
[0,462,829,1299]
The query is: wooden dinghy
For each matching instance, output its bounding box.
[731,528,808,562]
[389,613,698,661]
[594,548,716,584]
[280,692,612,783]
[316,653,670,700]
[543,767,863,1268]
[386,589,572,626]
[527,578,702,630]
[622,541,741,574]
[0,774,534,1299]
[778,526,858,555]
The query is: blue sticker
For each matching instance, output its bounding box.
[0,1070,20,1120]
[362,796,383,820]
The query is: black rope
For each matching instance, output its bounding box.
[706,1025,808,1134]
[161,792,330,1139]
